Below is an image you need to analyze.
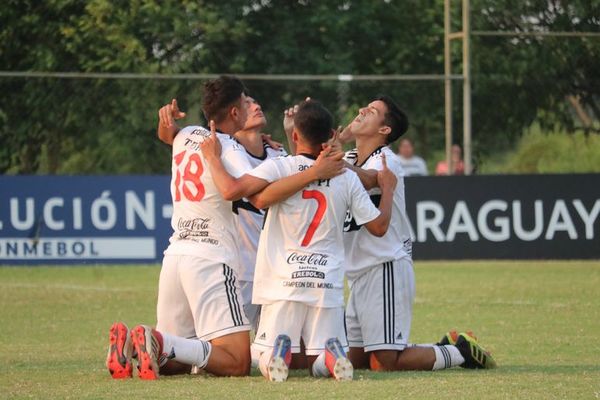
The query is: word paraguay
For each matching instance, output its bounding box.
[414,199,600,242]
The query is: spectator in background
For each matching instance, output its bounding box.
[397,138,428,176]
[435,144,465,175]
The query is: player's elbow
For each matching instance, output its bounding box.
[221,188,242,202]
[249,196,268,210]
[366,221,389,237]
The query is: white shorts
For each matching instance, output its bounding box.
[239,280,261,332]
[345,258,415,352]
[252,301,348,356]
[156,255,250,341]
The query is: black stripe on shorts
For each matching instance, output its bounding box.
[222,264,244,326]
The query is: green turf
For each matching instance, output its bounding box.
[1,261,599,399]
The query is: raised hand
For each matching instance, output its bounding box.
[262,134,284,150]
[313,144,345,180]
[325,125,343,154]
[377,153,397,191]
[283,97,311,135]
[200,120,222,160]
[283,105,298,135]
[159,98,186,130]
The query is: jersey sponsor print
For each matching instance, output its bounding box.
[249,154,380,307]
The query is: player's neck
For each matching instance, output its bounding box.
[215,120,237,136]
[356,135,386,165]
[295,143,320,158]
[234,128,264,157]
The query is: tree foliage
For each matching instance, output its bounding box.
[0,0,598,174]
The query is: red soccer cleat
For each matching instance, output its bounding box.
[106,322,133,379]
[130,325,162,380]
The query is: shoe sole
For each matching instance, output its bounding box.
[106,322,132,379]
[325,338,353,381]
[331,357,353,381]
[268,356,289,382]
[131,325,160,380]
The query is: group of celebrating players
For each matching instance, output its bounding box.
[105,75,496,382]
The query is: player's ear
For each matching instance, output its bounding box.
[292,129,299,143]
[230,106,239,120]
[378,125,391,137]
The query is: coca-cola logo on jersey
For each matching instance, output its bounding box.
[177,217,210,239]
[286,252,329,266]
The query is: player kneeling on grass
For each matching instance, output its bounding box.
[338,95,497,372]
[105,77,344,380]
[228,100,397,381]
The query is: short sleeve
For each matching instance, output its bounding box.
[247,157,289,183]
[347,172,380,225]
[220,136,253,178]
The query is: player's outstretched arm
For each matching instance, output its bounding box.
[157,99,186,145]
[202,121,270,201]
[363,153,397,237]
[248,145,345,209]
[346,163,378,190]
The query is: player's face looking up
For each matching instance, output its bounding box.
[351,100,390,138]
[242,97,267,131]
[229,93,251,132]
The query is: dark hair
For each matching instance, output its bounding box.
[202,75,248,123]
[293,100,333,147]
[375,94,409,144]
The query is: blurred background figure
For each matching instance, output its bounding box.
[397,138,428,177]
[435,144,465,176]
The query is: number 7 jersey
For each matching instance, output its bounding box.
[164,125,253,271]
[248,154,380,308]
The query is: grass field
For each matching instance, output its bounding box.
[1,261,599,399]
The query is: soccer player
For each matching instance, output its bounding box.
[239,100,397,382]
[106,76,254,380]
[231,97,287,330]
[157,95,286,331]
[339,95,496,372]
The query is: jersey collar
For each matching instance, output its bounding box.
[299,153,318,160]
[357,145,386,168]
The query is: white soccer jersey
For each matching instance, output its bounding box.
[233,143,287,282]
[249,154,380,308]
[343,146,413,282]
[164,125,253,271]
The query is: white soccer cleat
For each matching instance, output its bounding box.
[324,337,353,381]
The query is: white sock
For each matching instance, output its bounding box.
[161,333,212,369]
[311,352,331,377]
[258,350,272,379]
[251,346,261,369]
[432,345,465,370]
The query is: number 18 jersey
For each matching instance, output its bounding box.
[248,154,380,308]
[164,125,253,271]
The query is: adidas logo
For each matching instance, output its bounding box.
[396,332,403,340]
[259,332,266,340]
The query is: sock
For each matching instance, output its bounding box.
[311,352,331,377]
[432,345,465,370]
[161,332,212,369]
[251,346,261,369]
[258,350,272,379]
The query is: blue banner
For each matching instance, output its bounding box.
[0,176,172,264]
[1,174,599,264]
